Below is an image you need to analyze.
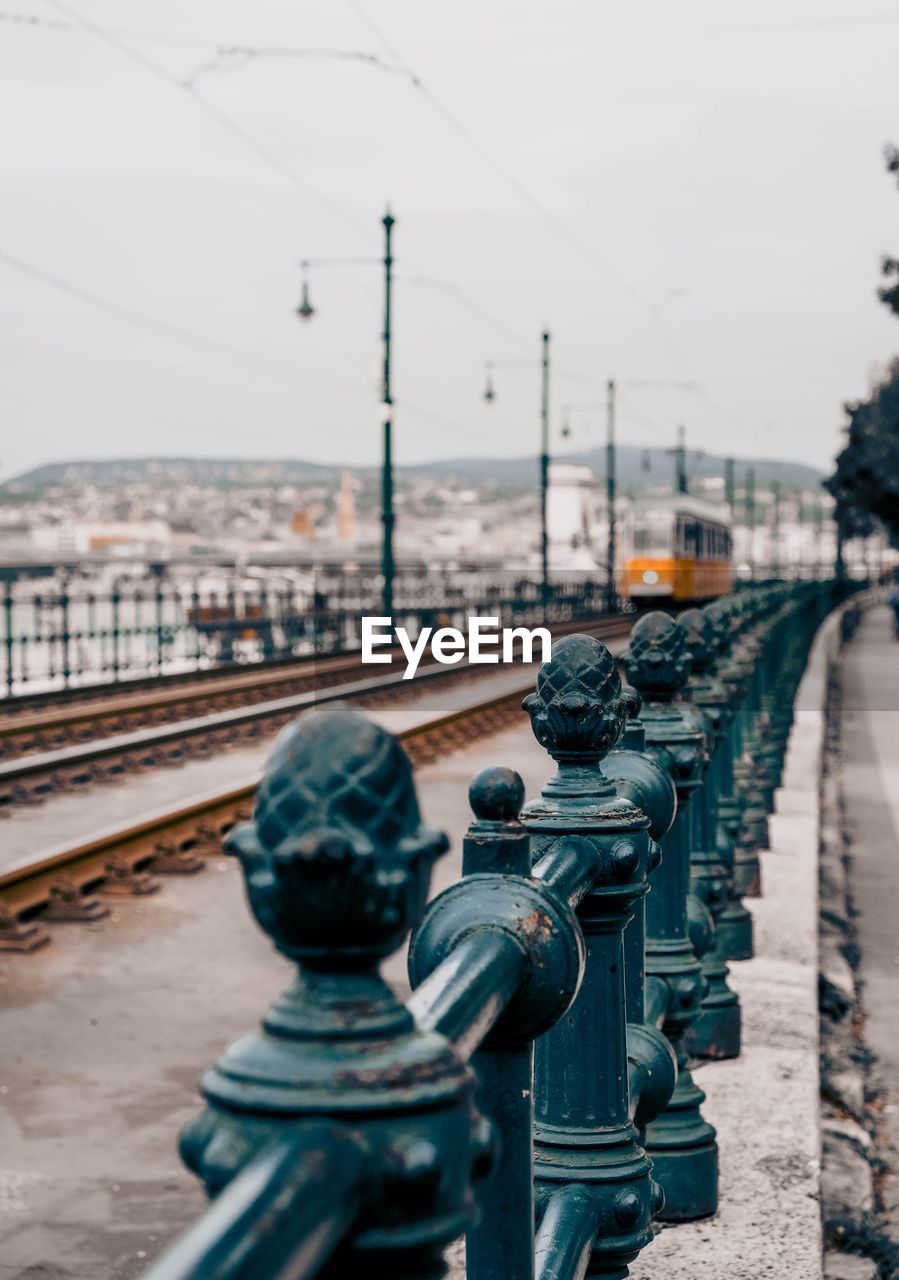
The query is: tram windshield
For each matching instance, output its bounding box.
[630,512,672,558]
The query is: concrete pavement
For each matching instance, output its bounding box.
[840,606,899,1174]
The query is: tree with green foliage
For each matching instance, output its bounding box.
[825,146,899,543]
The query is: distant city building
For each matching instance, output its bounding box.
[30,519,171,557]
[337,469,357,541]
[290,509,315,538]
[546,461,601,571]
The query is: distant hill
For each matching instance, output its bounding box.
[1,457,341,492]
[2,448,825,495]
[404,447,824,492]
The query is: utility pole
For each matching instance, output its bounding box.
[606,378,617,615]
[540,330,551,611]
[814,496,824,579]
[724,457,735,512]
[744,467,755,580]
[835,518,846,581]
[381,208,395,617]
[770,480,781,579]
[296,205,398,616]
[674,425,688,495]
[794,491,811,579]
[483,332,552,610]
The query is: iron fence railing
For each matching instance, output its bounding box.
[141,579,849,1280]
[0,567,607,698]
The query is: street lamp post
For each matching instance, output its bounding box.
[381,211,395,617]
[606,378,617,615]
[296,206,396,616]
[770,480,781,579]
[483,332,553,609]
[540,331,550,609]
[561,389,618,615]
[744,467,756,581]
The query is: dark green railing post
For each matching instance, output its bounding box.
[715,597,771,874]
[622,613,721,1219]
[458,767,535,1280]
[679,607,754,964]
[155,699,596,1279]
[702,599,752,901]
[3,575,14,697]
[110,582,121,683]
[37,593,53,684]
[410,768,586,1280]
[153,565,166,674]
[520,634,665,1277]
[190,584,202,669]
[59,580,71,689]
[259,586,274,659]
[157,703,496,1279]
[602,690,685,1147]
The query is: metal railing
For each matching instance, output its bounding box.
[143,579,847,1280]
[0,566,607,697]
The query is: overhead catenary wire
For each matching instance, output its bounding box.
[0,248,233,352]
[0,247,381,398]
[19,2,706,394]
[180,44,417,93]
[17,1,763,452]
[345,0,659,317]
[42,0,369,240]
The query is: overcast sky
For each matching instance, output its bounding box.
[1,0,898,481]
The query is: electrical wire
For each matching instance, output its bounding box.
[181,45,416,92]
[0,247,382,398]
[42,0,368,239]
[10,2,739,400]
[20,1,764,446]
[396,274,532,347]
[346,0,660,317]
[0,247,233,351]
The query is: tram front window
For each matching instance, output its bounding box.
[632,517,671,558]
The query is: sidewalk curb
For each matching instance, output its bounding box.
[819,592,896,1280]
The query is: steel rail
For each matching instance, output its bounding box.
[0,614,615,754]
[0,647,333,717]
[0,649,368,731]
[0,619,631,807]
[0,659,475,784]
[0,679,540,940]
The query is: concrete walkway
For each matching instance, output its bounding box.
[840,607,899,1167]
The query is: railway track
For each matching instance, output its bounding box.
[0,618,634,949]
[0,617,630,813]
[0,647,415,757]
[0,676,556,953]
[0,614,616,757]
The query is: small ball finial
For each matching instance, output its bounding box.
[469,767,525,822]
[523,633,631,764]
[225,705,448,968]
[622,611,692,699]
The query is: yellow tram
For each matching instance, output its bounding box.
[618,496,732,605]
